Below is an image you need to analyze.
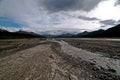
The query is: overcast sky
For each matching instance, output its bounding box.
[0,0,120,33]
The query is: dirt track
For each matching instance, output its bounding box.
[0,39,120,80]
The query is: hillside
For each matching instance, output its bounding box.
[77,24,120,38]
[0,29,45,39]
[102,24,120,37]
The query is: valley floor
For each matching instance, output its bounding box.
[0,38,120,80]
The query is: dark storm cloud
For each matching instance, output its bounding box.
[0,0,3,2]
[39,0,101,12]
[78,16,99,21]
[118,20,120,22]
[115,0,120,6]
[100,26,105,27]
[100,20,116,25]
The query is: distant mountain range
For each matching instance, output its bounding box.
[0,29,44,39]
[56,24,120,38]
[40,29,81,38]
[76,24,120,38]
[0,24,120,39]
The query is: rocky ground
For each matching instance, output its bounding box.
[0,38,120,80]
[58,38,120,59]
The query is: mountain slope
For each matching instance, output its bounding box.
[40,28,81,38]
[102,24,120,37]
[77,24,120,38]
[16,30,44,37]
[0,29,45,39]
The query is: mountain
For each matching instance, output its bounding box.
[53,33,76,38]
[16,30,44,37]
[0,29,8,32]
[82,29,105,37]
[0,29,45,39]
[53,31,90,38]
[40,29,81,38]
[101,24,120,37]
[74,31,90,37]
[77,24,120,38]
[1,24,119,39]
